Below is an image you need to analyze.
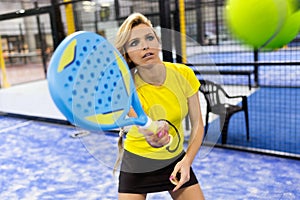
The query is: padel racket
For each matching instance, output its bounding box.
[47,31,160,132]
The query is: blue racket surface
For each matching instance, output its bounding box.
[47,31,148,131]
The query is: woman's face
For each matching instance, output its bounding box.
[125,23,161,67]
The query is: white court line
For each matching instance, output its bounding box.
[0,120,32,134]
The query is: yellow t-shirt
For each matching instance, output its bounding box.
[124,62,200,160]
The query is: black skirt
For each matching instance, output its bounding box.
[118,151,199,194]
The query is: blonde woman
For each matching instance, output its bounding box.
[114,13,205,200]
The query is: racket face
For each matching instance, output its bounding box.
[47,31,147,131]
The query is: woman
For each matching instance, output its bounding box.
[114,13,205,200]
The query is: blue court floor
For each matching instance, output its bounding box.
[1,115,300,200]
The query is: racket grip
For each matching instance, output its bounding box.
[140,117,158,133]
[140,117,173,147]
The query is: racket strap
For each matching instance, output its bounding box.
[158,119,180,153]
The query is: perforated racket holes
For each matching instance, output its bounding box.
[68,76,73,82]
[90,72,95,78]
[83,46,88,52]
[83,88,89,94]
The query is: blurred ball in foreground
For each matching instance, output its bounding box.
[264,0,300,49]
[225,0,300,50]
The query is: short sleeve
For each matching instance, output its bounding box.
[167,63,200,98]
[184,65,201,97]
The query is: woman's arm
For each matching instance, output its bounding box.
[185,91,204,164]
[170,91,204,191]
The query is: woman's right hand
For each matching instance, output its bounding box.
[138,120,171,148]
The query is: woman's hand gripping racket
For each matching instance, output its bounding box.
[47,31,172,145]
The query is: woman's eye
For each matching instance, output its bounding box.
[129,40,138,47]
[147,35,154,41]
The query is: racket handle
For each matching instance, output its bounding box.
[140,117,173,147]
[140,117,158,133]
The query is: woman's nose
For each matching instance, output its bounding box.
[141,40,149,50]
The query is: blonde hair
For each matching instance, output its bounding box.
[114,13,160,68]
[113,128,125,174]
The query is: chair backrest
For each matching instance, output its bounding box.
[199,80,225,112]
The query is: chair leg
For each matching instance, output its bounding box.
[204,113,209,136]
[244,110,250,141]
[219,114,229,144]
[243,98,250,141]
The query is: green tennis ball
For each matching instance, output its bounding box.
[264,0,300,49]
[225,0,288,49]
[289,0,300,11]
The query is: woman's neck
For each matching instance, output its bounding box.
[137,63,166,86]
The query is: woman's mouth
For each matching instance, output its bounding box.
[143,52,153,58]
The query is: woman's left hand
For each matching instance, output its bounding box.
[169,156,192,192]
